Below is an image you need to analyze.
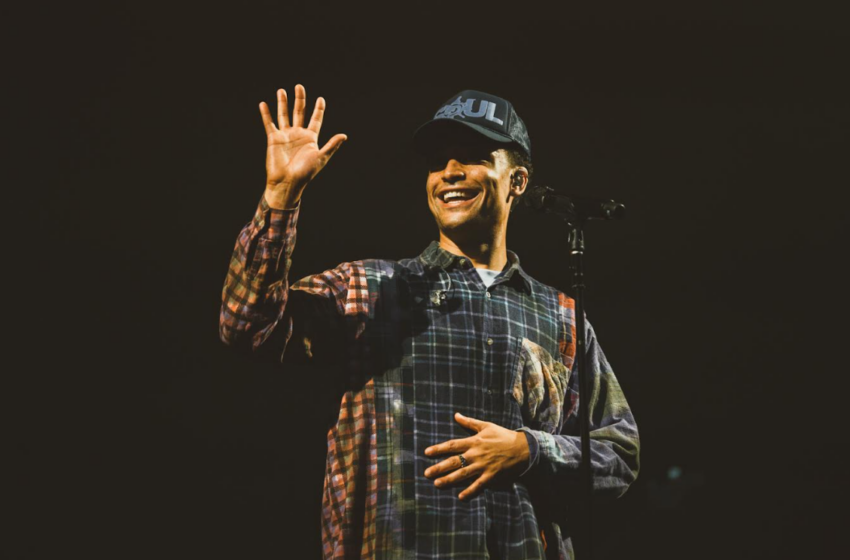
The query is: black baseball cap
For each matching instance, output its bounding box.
[413,90,531,158]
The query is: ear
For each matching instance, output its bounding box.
[510,167,529,197]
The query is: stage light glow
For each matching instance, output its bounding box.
[667,466,682,480]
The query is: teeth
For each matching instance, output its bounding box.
[442,191,474,202]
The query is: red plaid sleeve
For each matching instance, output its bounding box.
[219,195,369,362]
[219,195,301,355]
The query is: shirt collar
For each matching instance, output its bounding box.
[418,241,534,295]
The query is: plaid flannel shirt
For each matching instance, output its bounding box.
[220,196,640,560]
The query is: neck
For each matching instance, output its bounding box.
[438,231,508,270]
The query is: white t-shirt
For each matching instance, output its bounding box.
[474,267,501,288]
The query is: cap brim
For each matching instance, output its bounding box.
[412,118,516,156]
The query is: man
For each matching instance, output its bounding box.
[220,85,639,559]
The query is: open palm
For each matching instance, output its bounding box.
[260,84,347,207]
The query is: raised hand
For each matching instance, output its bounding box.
[424,413,530,501]
[259,84,348,209]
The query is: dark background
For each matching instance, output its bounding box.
[9,1,848,558]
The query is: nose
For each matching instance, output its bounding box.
[441,159,466,183]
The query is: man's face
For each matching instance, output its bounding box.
[424,138,519,240]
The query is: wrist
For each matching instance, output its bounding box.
[264,184,302,210]
[516,428,540,477]
[515,431,530,464]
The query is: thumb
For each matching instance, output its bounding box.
[319,133,348,162]
[455,412,486,432]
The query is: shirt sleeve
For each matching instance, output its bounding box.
[518,318,640,506]
[219,195,360,364]
[218,194,301,358]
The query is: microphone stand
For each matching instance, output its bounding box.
[522,187,625,560]
[569,219,594,560]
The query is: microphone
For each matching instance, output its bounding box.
[522,185,625,221]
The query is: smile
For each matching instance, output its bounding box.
[438,190,481,207]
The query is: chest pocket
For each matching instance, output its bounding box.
[511,338,571,434]
[406,270,461,339]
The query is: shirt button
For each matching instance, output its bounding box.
[487,338,494,346]
[485,291,491,299]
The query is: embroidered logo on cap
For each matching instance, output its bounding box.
[434,96,504,126]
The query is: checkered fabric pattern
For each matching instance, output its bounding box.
[220,195,640,560]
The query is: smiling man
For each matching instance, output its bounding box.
[422,128,528,272]
[220,86,639,560]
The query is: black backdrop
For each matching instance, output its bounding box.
[10,1,848,559]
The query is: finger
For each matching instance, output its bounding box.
[425,437,472,457]
[307,97,326,134]
[434,462,482,488]
[277,88,290,128]
[259,101,276,135]
[455,412,487,433]
[424,454,466,478]
[292,84,307,128]
[319,133,348,162]
[458,472,494,501]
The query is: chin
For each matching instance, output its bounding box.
[436,215,487,239]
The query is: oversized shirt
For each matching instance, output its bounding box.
[219,195,640,560]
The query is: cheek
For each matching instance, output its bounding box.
[425,175,439,194]
[425,181,439,211]
[484,177,508,200]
